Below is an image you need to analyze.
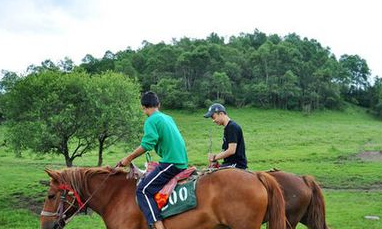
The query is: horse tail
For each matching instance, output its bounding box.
[302,176,329,229]
[257,172,286,229]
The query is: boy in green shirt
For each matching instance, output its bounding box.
[117,91,188,229]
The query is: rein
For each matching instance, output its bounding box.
[40,169,115,228]
[58,184,85,208]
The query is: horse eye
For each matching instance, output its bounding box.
[48,194,56,200]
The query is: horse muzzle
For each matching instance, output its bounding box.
[41,220,66,229]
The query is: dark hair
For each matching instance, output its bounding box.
[141,91,160,108]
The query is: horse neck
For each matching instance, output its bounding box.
[85,173,132,212]
[85,173,143,228]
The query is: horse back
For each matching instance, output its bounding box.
[163,168,269,229]
[269,171,311,204]
[197,169,268,206]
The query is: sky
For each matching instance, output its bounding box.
[0,0,381,79]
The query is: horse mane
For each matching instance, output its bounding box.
[58,167,128,198]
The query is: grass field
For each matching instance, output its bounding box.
[0,106,381,228]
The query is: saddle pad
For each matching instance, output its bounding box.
[160,180,197,219]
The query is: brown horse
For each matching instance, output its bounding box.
[267,170,329,229]
[40,167,286,229]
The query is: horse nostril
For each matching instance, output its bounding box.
[52,220,66,229]
[41,221,56,229]
[53,221,61,229]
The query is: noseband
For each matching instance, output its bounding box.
[40,184,87,228]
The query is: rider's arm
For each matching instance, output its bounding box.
[213,124,238,161]
[140,118,159,152]
[213,143,237,161]
[121,146,146,166]
[121,118,158,166]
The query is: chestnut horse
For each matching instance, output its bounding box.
[40,167,286,229]
[267,170,329,229]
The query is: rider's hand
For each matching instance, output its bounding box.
[208,153,217,162]
[118,155,133,167]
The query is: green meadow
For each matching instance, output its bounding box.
[0,106,381,229]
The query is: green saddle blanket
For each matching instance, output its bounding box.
[160,180,197,219]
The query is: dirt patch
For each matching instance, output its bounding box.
[323,184,382,191]
[11,192,44,214]
[357,151,382,162]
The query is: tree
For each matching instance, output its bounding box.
[207,32,225,45]
[0,70,20,93]
[26,59,60,74]
[98,50,116,71]
[86,72,143,166]
[228,29,267,51]
[58,57,75,72]
[369,77,382,118]
[339,54,371,106]
[278,70,301,109]
[252,41,275,85]
[151,78,186,109]
[176,46,211,91]
[115,58,137,78]
[0,70,20,123]
[244,82,270,108]
[3,29,375,113]
[2,70,143,166]
[80,54,100,74]
[339,54,370,90]
[3,71,94,165]
[211,72,232,101]
[41,59,59,71]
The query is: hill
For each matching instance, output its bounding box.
[0,107,381,228]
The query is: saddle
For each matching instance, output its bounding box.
[128,163,197,209]
[127,163,234,218]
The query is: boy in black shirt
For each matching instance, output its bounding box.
[204,103,247,169]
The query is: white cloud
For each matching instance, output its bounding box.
[0,0,381,78]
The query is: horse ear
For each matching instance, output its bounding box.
[45,169,60,181]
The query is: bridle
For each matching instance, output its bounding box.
[40,169,115,228]
[40,184,87,228]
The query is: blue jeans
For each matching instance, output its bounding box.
[136,163,183,226]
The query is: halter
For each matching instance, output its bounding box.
[40,170,114,228]
[40,184,87,228]
[58,184,85,208]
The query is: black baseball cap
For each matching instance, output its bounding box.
[204,103,226,118]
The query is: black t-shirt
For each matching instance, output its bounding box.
[222,120,247,169]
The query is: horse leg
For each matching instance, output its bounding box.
[285,212,305,229]
[216,203,264,229]
[164,211,217,229]
[286,220,298,229]
[224,210,263,229]
[229,221,262,229]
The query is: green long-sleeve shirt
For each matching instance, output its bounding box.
[141,111,188,169]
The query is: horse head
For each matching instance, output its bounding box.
[40,169,87,229]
